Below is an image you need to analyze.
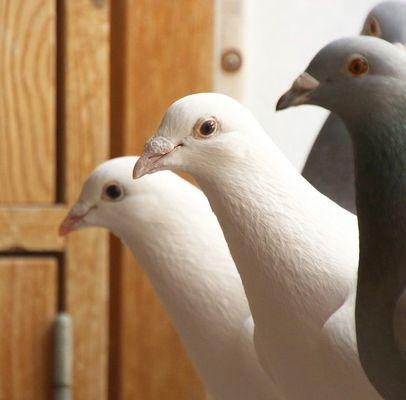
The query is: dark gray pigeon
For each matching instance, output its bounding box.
[277,36,406,400]
[303,1,406,215]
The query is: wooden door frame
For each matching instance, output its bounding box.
[61,1,110,399]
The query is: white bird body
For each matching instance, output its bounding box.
[195,135,376,400]
[61,157,278,400]
[133,93,382,400]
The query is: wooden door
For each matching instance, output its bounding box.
[0,1,110,399]
[110,1,214,399]
[1,1,215,398]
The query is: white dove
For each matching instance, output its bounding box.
[133,93,381,400]
[59,156,279,400]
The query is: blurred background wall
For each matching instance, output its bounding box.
[245,0,394,170]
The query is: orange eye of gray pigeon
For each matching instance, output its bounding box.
[348,57,369,77]
[103,183,123,201]
[195,118,218,138]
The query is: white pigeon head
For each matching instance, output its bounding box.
[59,156,166,235]
[276,36,406,119]
[132,93,264,179]
[362,1,406,45]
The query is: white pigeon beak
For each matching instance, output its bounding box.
[59,202,94,236]
[133,136,180,179]
[276,72,320,111]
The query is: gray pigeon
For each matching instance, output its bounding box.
[277,36,406,399]
[303,1,406,215]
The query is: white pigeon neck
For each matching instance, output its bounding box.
[192,135,356,334]
[107,181,250,380]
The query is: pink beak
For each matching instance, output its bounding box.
[133,136,176,179]
[59,213,85,236]
[59,202,94,236]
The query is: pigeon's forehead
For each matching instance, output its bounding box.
[81,157,137,196]
[92,157,137,181]
[307,36,406,77]
[166,93,238,122]
[366,1,406,43]
[158,92,246,139]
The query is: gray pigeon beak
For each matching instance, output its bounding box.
[133,136,179,179]
[276,72,320,111]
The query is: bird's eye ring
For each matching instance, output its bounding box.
[102,182,124,201]
[348,57,369,77]
[194,117,219,138]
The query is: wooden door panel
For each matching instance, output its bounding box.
[0,206,66,252]
[117,0,213,155]
[0,0,56,203]
[111,0,213,398]
[0,257,57,400]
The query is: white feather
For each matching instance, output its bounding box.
[148,93,383,400]
[68,156,279,400]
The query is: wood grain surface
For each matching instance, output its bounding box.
[61,1,110,399]
[0,1,111,399]
[0,206,66,252]
[110,0,214,398]
[0,0,56,203]
[0,257,57,400]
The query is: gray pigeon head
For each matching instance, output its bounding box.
[362,1,406,44]
[276,36,406,120]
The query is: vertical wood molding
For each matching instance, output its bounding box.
[110,0,214,398]
[213,0,247,100]
[61,1,110,399]
[121,0,214,155]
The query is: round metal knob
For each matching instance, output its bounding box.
[221,49,243,73]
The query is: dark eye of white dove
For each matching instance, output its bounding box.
[347,56,369,77]
[194,117,219,138]
[102,182,124,201]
